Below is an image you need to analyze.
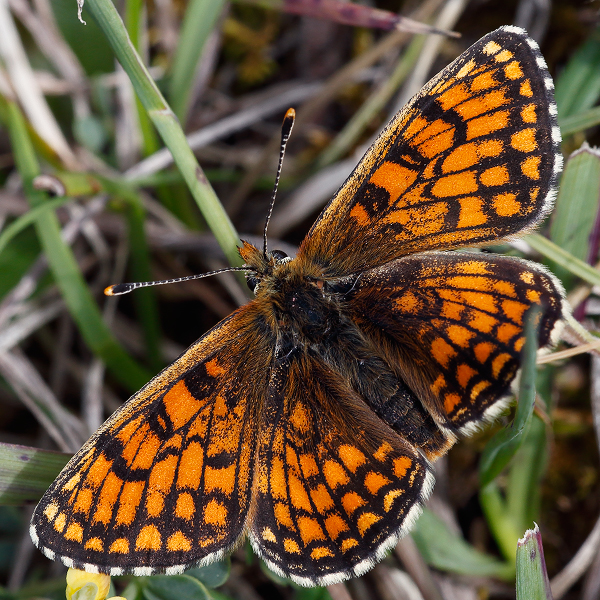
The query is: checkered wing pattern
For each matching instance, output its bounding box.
[349,253,563,436]
[249,351,433,586]
[297,27,562,276]
[30,306,273,575]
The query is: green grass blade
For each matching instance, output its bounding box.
[0,443,69,505]
[554,25,600,118]
[411,508,513,579]
[0,197,72,257]
[0,228,40,301]
[505,414,547,538]
[169,0,226,123]
[525,233,600,288]
[479,307,539,487]
[4,96,152,392]
[516,525,553,600]
[124,199,163,371]
[559,105,600,136]
[479,482,520,566]
[143,576,210,600]
[124,0,162,158]
[185,559,231,588]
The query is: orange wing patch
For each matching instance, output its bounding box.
[350,252,563,433]
[297,27,561,277]
[250,353,433,586]
[31,305,273,575]
[30,26,563,588]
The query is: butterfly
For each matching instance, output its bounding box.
[31,26,565,586]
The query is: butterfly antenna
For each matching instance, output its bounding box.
[104,266,250,296]
[263,108,295,257]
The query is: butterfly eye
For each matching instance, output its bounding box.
[271,249,290,263]
[246,275,260,292]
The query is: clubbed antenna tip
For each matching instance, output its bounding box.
[263,108,296,256]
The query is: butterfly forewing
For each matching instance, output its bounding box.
[31,305,274,575]
[297,27,561,276]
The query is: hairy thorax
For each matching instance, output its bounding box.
[239,240,448,456]
[247,249,349,345]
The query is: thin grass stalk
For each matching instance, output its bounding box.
[526,233,600,288]
[169,0,227,123]
[3,96,152,391]
[83,0,242,268]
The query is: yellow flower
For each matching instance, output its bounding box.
[66,568,111,600]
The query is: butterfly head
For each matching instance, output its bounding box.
[239,240,292,293]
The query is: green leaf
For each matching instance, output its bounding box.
[207,592,235,600]
[186,558,231,588]
[548,143,600,289]
[121,580,144,600]
[516,525,553,600]
[411,508,512,579]
[555,25,600,118]
[294,587,331,600]
[0,443,70,505]
[144,575,210,600]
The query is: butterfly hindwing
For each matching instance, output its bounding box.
[297,27,562,276]
[30,305,274,575]
[348,252,564,437]
[249,349,433,586]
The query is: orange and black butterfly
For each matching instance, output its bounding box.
[31,26,565,586]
